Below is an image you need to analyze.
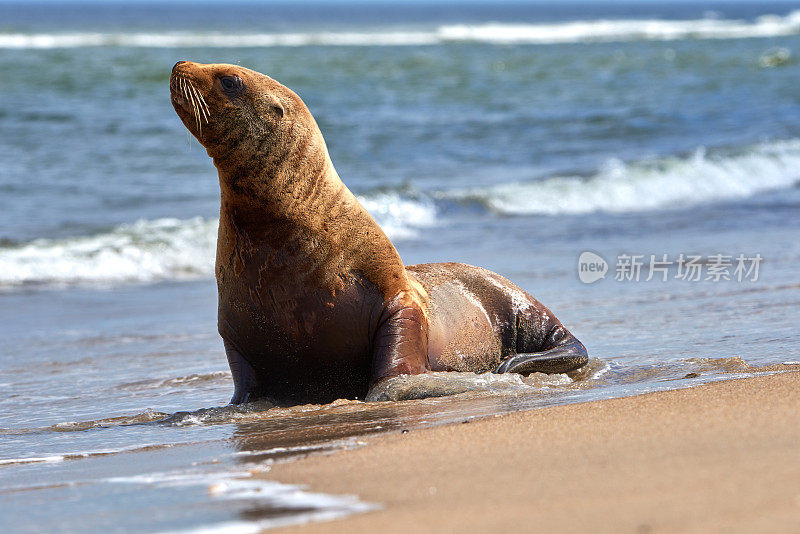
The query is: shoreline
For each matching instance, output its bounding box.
[265,371,800,533]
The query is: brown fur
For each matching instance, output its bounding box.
[170,61,587,405]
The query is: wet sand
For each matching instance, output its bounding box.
[266,372,800,533]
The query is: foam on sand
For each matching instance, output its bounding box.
[112,468,376,534]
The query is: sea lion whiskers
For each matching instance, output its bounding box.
[179,75,201,134]
[178,76,187,106]
[177,77,193,149]
[194,89,208,123]
[178,77,189,118]
[189,83,210,124]
[187,81,201,131]
[187,79,203,134]
[191,81,210,130]
[191,79,210,121]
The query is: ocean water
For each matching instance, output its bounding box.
[1,2,799,532]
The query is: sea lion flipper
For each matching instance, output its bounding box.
[223,339,259,405]
[369,294,430,386]
[494,342,588,375]
[497,308,588,375]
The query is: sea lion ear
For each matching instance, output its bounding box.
[258,95,284,119]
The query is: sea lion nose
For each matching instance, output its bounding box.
[173,60,189,72]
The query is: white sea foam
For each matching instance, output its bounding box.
[366,369,578,402]
[111,469,376,534]
[0,455,66,465]
[0,442,168,466]
[0,193,435,288]
[0,31,437,49]
[436,11,800,44]
[358,192,437,240]
[1,11,800,49]
[0,217,217,287]
[450,139,800,216]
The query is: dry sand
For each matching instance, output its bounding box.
[266,372,800,533]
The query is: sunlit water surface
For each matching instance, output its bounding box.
[1,2,799,532]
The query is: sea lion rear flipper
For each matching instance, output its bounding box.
[496,310,589,375]
[494,340,588,375]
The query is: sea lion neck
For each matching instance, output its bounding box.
[212,111,329,200]
[216,144,349,236]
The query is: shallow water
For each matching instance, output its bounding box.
[1,1,800,532]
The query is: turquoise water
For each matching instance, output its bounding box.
[0,2,799,532]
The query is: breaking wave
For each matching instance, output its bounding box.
[1,139,797,288]
[2,11,800,49]
[0,217,217,288]
[0,193,435,288]
[447,139,800,216]
[437,11,800,45]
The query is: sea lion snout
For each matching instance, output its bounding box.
[170,62,214,143]
[170,61,200,85]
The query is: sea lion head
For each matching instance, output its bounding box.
[169,61,317,171]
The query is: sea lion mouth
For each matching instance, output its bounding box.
[170,69,210,136]
[170,84,187,108]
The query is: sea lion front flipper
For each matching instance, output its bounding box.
[494,341,588,375]
[369,292,430,387]
[223,339,259,405]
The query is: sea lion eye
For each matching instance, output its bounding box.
[219,75,243,94]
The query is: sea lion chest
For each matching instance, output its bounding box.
[215,225,384,401]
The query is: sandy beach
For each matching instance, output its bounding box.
[267,372,800,533]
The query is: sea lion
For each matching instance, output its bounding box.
[169,61,588,406]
